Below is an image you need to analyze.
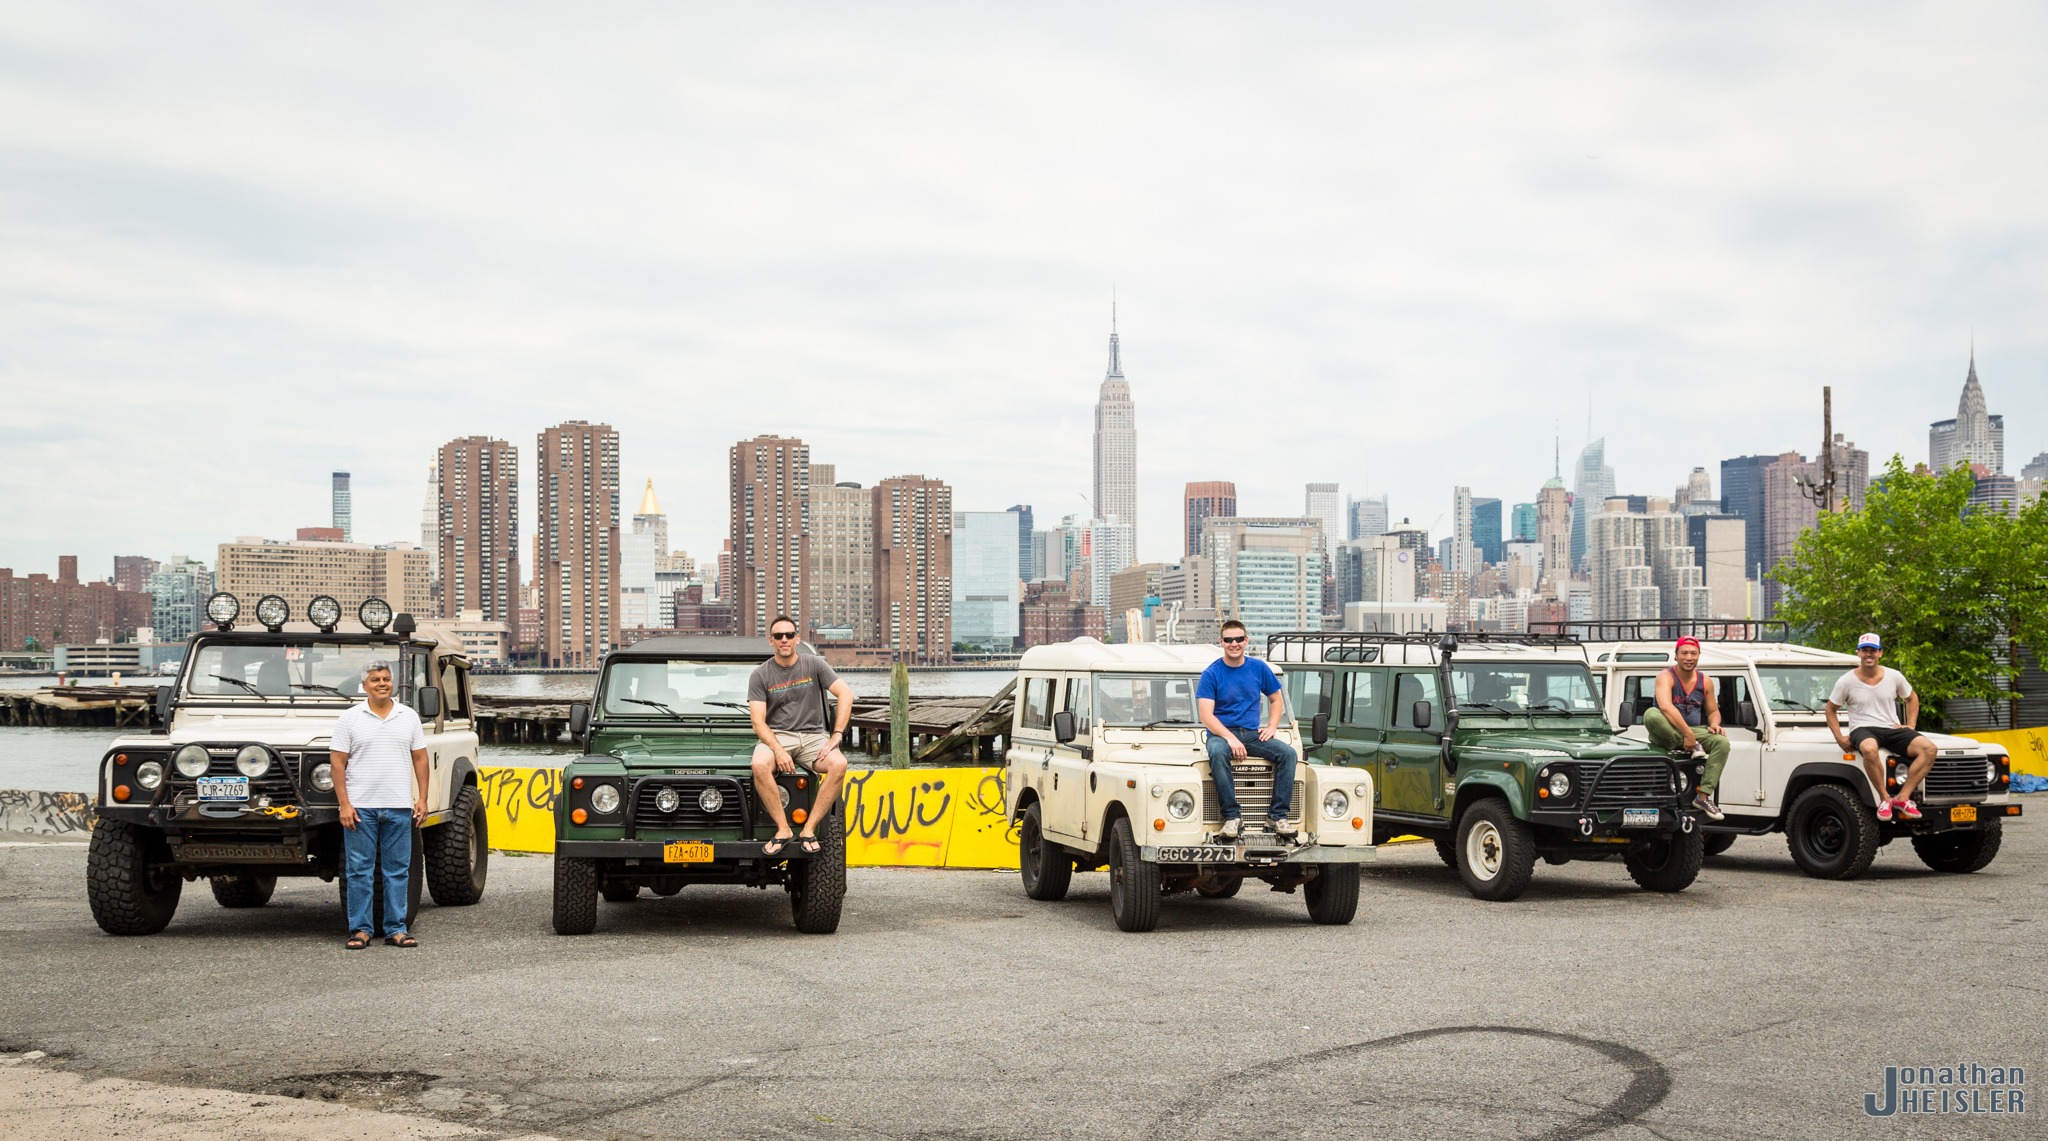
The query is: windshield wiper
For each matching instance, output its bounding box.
[210,674,271,701]
[1772,698,1821,713]
[1140,719,1196,729]
[293,683,349,698]
[1458,702,1517,714]
[703,701,750,713]
[623,698,686,719]
[1527,698,1578,715]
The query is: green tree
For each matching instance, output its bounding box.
[1773,456,2048,720]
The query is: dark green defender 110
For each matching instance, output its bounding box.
[1269,631,1705,902]
[550,637,845,935]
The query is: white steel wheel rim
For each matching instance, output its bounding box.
[1466,820,1504,880]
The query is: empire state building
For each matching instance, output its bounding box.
[1093,321,1137,548]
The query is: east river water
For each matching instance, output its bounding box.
[0,669,1005,794]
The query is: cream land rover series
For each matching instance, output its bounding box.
[1005,638,1375,932]
[86,593,490,935]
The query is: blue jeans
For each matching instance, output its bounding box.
[344,808,413,936]
[1204,729,1298,822]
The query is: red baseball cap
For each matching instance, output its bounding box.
[1675,636,1701,651]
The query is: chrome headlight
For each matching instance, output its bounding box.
[655,787,681,814]
[254,595,290,630]
[235,745,271,778]
[306,595,341,630]
[1548,772,1571,798]
[174,744,211,777]
[1675,769,1689,794]
[1895,762,1909,782]
[1166,790,1195,820]
[590,784,620,814]
[136,761,164,790]
[204,592,240,626]
[1323,788,1349,818]
[698,788,725,814]
[358,597,393,633]
[779,785,791,807]
[1986,761,1997,783]
[310,763,334,792]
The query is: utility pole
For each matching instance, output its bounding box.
[1796,386,1838,514]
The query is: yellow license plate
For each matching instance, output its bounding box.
[1951,805,1977,823]
[663,841,712,863]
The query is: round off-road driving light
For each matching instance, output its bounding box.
[1549,772,1571,798]
[306,595,342,631]
[205,591,241,628]
[655,787,681,814]
[235,745,271,777]
[174,745,211,777]
[698,787,725,814]
[136,761,164,790]
[1323,789,1349,819]
[310,763,334,792]
[590,784,620,814]
[255,595,290,631]
[358,597,393,634]
[1167,790,1195,820]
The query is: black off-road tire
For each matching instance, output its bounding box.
[340,826,424,934]
[1911,819,2002,873]
[210,872,277,908]
[1019,803,1072,901]
[1196,877,1242,899]
[423,784,489,906]
[552,856,599,935]
[1785,784,1879,880]
[86,819,182,935]
[789,811,846,934]
[1433,836,1457,867]
[601,883,640,902]
[651,884,683,896]
[1304,864,1361,925]
[1624,830,1705,892]
[1455,799,1536,902]
[1106,817,1160,932]
[1702,832,1738,857]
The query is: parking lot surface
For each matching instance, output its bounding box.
[1,809,2042,1140]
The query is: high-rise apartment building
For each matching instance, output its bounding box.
[1473,497,1502,565]
[331,472,352,543]
[1007,505,1033,581]
[216,538,432,621]
[1305,484,1342,556]
[810,468,874,641]
[1347,495,1389,540]
[1159,558,1211,611]
[1183,482,1237,557]
[1687,515,1747,619]
[1086,518,1136,609]
[1643,508,1712,619]
[113,556,159,594]
[1570,440,1616,576]
[148,556,212,644]
[1093,325,1137,550]
[1930,353,2004,474]
[0,559,155,651]
[537,421,619,667]
[873,475,952,664]
[437,436,520,624]
[1719,454,1777,581]
[1589,503,1658,621]
[729,435,810,638]
[1510,502,1538,544]
[953,511,1021,652]
[1107,561,1165,644]
[1204,520,1325,641]
[1450,487,1474,576]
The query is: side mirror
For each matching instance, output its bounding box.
[1616,702,1635,729]
[1737,700,1758,729]
[1311,712,1330,746]
[416,686,441,719]
[1052,710,1077,744]
[155,685,173,725]
[1411,700,1433,730]
[568,702,590,737]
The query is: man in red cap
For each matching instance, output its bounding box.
[1644,635,1728,819]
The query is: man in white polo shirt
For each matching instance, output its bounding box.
[1826,632,1936,822]
[331,659,429,948]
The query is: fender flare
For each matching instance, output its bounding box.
[1453,770,1525,821]
[1787,762,1878,808]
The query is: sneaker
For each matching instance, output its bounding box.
[1895,799,1922,821]
[1218,818,1243,841]
[1692,791,1724,821]
[1269,818,1299,838]
[1874,799,1893,822]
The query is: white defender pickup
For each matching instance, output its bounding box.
[1004,638,1374,931]
[1553,620,2022,880]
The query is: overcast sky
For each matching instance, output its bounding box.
[5,2,2044,584]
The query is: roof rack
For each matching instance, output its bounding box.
[1530,620,1791,643]
[1266,629,1581,663]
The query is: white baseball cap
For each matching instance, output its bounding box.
[1857,632,1882,650]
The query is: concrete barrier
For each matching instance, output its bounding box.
[1965,727,2048,776]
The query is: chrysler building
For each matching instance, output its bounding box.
[1093,315,1138,551]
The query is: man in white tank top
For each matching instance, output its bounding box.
[1825,633,1935,822]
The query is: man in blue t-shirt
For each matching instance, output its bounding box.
[1196,620,1298,840]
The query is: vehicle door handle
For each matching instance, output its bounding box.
[1386,760,1400,768]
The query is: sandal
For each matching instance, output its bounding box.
[345,931,372,950]
[762,835,792,856]
[798,835,822,854]
[383,932,419,948]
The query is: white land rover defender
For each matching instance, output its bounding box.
[1005,639,1374,932]
[86,593,491,935]
[1557,621,2022,880]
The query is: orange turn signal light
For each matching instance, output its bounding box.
[1153,818,1165,831]
[572,777,585,790]
[792,808,808,824]
[571,808,587,824]
[797,777,807,789]
[1351,816,1362,829]
[113,785,131,801]
[1538,788,1549,798]
[116,753,129,765]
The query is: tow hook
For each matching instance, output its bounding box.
[1579,816,1593,836]
[1682,815,1695,834]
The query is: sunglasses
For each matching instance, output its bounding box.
[769,631,798,640]
[1221,636,1247,644]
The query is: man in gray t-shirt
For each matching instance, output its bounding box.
[748,616,855,855]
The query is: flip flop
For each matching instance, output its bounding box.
[798,835,822,854]
[384,932,419,948]
[762,835,792,856]
[345,932,371,950]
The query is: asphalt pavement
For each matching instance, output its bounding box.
[0,805,2042,1140]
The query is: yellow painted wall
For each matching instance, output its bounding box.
[476,766,1020,869]
[1958,727,2048,777]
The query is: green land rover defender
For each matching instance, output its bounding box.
[550,637,845,936]
[1269,631,1705,902]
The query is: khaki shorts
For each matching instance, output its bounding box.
[755,731,841,772]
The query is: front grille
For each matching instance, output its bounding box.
[167,749,301,807]
[632,777,749,832]
[1921,756,1989,801]
[1202,765,1306,824]
[1585,757,1674,809]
